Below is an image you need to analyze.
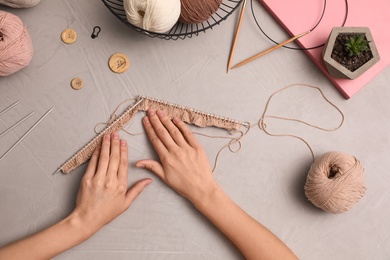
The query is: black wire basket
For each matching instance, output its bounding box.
[102,0,243,40]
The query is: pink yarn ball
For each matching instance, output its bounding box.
[0,0,41,8]
[0,10,33,76]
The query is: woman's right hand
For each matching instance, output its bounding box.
[136,109,219,206]
[136,109,298,260]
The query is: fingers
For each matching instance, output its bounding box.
[106,132,121,178]
[117,139,129,184]
[155,110,187,147]
[136,160,165,180]
[146,109,178,149]
[84,145,100,179]
[90,133,128,179]
[172,117,201,149]
[143,113,169,155]
[125,178,152,207]
[95,134,111,177]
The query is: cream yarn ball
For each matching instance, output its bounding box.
[0,0,41,8]
[123,0,181,33]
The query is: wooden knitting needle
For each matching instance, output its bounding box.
[226,0,247,73]
[231,30,311,70]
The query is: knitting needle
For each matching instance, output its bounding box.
[0,111,35,139]
[0,107,53,163]
[0,100,20,117]
[231,30,311,69]
[226,0,247,73]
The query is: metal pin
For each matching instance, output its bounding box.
[0,101,20,117]
[0,107,54,163]
[0,111,35,139]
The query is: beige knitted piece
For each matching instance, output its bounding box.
[137,96,245,131]
[57,96,247,174]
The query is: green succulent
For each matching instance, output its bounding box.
[344,34,370,57]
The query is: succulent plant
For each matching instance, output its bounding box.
[344,34,370,57]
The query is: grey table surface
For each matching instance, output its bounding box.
[1,1,389,259]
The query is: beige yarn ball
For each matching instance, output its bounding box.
[304,151,366,214]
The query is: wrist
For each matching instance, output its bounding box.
[191,182,224,212]
[66,210,100,240]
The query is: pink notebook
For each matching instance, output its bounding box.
[259,0,390,99]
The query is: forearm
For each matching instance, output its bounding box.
[0,212,97,260]
[194,185,298,260]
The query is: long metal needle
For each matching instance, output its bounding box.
[231,30,311,69]
[0,101,20,117]
[0,107,54,163]
[226,0,247,73]
[0,111,35,139]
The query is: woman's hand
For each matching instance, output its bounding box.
[135,110,298,260]
[0,132,153,260]
[73,132,152,234]
[135,109,218,206]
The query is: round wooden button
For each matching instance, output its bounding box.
[108,53,130,73]
[61,29,77,44]
[71,78,83,90]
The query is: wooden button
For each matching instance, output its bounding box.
[108,53,130,73]
[71,78,83,90]
[61,29,77,44]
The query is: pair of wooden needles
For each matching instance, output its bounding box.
[226,0,310,73]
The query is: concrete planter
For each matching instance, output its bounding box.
[322,27,380,80]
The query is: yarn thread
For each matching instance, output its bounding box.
[0,0,41,8]
[123,0,181,33]
[0,10,33,76]
[255,85,365,213]
[304,151,366,214]
[179,0,222,24]
[257,84,345,162]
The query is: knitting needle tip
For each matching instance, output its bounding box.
[0,100,21,116]
[226,0,246,74]
[0,107,54,163]
[52,168,62,175]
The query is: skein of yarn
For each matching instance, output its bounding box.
[0,0,41,8]
[304,151,366,214]
[179,0,222,24]
[123,0,181,33]
[0,10,33,76]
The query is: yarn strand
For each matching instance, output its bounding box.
[257,84,345,162]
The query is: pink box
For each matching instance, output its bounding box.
[259,0,390,99]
